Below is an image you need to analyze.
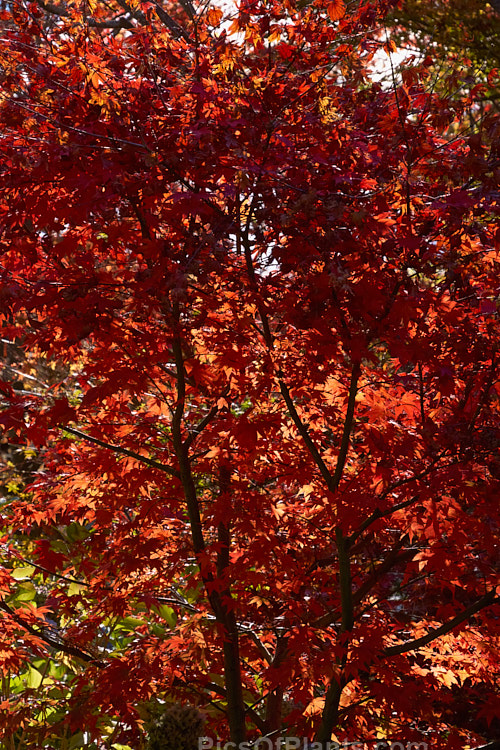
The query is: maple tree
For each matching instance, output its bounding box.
[0,0,499,748]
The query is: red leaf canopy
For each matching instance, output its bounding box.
[0,0,499,747]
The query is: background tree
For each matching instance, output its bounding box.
[387,0,500,130]
[0,0,499,748]
[391,0,500,63]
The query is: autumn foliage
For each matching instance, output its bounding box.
[0,0,499,747]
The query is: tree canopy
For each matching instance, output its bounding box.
[0,0,499,748]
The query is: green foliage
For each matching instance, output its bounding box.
[388,0,500,122]
[391,0,500,66]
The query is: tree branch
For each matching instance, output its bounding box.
[35,0,135,28]
[352,542,414,609]
[384,589,499,657]
[184,390,229,450]
[278,360,360,494]
[170,319,247,746]
[0,600,104,666]
[315,665,348,745]
[349,495,419,545]
[313,537,414,629]
[152,1,190,40]
[262,636,288,734]
[63,426,180,478]
[331,361,361,490]
[278,377,336,489]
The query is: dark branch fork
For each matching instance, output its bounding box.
[35,0,192,37]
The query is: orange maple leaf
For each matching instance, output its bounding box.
[327,0,346,21]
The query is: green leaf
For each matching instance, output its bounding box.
[69,731,86,748]
[27,666,43,688]
[68,581,86,596]
[11,565,35,580]
[65,522,92,543]
[15,582,36,601]
[119,616,145,631]
[157,604,177,628]
[150,623,165,636]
